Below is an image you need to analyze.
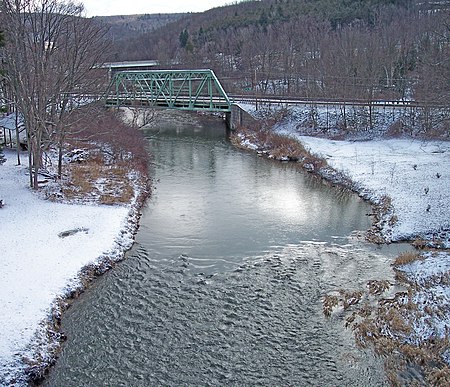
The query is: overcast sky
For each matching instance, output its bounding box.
[81,0,235,17]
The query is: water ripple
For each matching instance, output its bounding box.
[46,243,390,386]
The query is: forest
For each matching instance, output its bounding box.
[1,0,449,185]
[107,0,450,106]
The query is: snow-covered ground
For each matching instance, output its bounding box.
[235,102,450,376]
[0,149,138,384]
[1,102,449,383]
[283,135,449,245]
[398,251,450,344]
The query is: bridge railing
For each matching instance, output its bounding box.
[105,69,232,113]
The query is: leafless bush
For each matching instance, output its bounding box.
[125,107,156,129]
[68,104,150,178]
[393,252,423,267]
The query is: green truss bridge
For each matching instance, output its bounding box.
[105,69,232,113]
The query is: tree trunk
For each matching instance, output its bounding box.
[32,136,41,190]
[15,108,20,165]
[27,129,33,188]
[58,136,63,179]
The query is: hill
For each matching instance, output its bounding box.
[95,13,185,60]
[103,0,450,106]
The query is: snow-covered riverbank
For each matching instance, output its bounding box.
[238,102,449,244]
[282,134,449,246]
[0,149,141,385]
[1,105,448,384]
[232,103,449,382]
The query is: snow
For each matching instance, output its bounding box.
[0,113,23,131]
[0,113,26,145]
[1,101,449,382]
[283,135,450,243]
[236,102,450,369]
[0,149,136,384]
[398,251,450,349]
[400,251,450,284]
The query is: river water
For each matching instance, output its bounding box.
[45,114,405,386]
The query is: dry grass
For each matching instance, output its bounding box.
[427,365,450,386]
[323,294,340,317]
[393,251,423,267]
[232,125,329,171]
[367,279,391,295]
[379,195,393,214]
[62,159,134,204]
[412,237,428,249]
[43,107,151,205]
[331,260,450,386]
[388,214,398,226]
[322,290,363,317]
[269,132,307,159]
[384,308,412,335]
[340,289,364,310]
[365,195,397,244]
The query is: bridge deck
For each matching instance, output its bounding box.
[105,69,232,112]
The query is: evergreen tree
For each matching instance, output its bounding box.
[179,29,189,48]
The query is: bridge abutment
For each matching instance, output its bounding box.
[227,104,256,130]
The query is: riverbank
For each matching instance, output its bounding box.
[0,108,151,385]
[1,105,448,384]
[231,116,449,246]
[0,148,148,385]
[230,113,449,384]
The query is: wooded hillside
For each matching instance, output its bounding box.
[107,0,450,104]
[95,13,184,61]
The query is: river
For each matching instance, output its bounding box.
[44,113,405,386]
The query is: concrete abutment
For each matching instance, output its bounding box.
[226,104,257,130]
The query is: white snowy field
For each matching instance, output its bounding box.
[239,102,449,243]
[0,149,137,384]
[284,134,450,244]
[1,111,449,383]
[234,109,450,371]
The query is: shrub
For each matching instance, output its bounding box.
[393,252,423,266]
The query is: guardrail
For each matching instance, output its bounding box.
[228,94,448,109]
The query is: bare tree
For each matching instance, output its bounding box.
[1,0,110,187]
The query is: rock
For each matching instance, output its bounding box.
[58,227,89,238]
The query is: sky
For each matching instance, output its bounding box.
[81,0,235,17]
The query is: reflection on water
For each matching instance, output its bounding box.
[45,115,405,386]
[138,123,372,273]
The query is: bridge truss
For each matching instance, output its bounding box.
[105,69,232,112]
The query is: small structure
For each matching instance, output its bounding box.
[0,113,26,148]
[101,60,160,80]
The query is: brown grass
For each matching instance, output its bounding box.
[322,290,364,317]
[412,238,428,249]
[44,106,152,205]
[61,159,135,204]
[339,290,364,310]
[367,279,391,295]
[384,308,412,335]
[323,294,339,317]
[338,267,449,386]
[232,125,331,172]
[393,252,423,267]
[427,365,450,386]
